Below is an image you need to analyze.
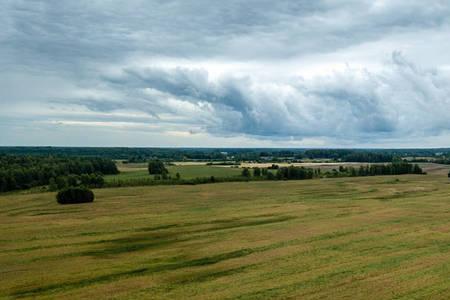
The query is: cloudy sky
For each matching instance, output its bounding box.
[2,0,450,147]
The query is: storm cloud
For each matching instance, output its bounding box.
[2,0,450,146]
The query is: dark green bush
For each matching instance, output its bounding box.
[56,187,94,204]
[148,160,168,175]
[241,168,251,177]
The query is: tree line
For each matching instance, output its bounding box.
[240,162,424,181]
[0,155,426,193]
[341,162,424,176]
[2,146,448,163]
[303,150,394,162]
[0,155,119,193]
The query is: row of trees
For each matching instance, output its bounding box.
[241,166,314,180]
[4,146,441,163]
[240,162,424,181]
[0,155,118,192]
[335,162,424,177]
[303,150,394,162]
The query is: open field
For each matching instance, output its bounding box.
[115,162,212,172]
[105,165,242,183]
[107,162,446,185]
[1,173,450,299]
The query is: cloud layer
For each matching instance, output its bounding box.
[2,0,450,147]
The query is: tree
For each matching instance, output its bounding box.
[148,160,168,175]
[413,164,423,174]
[241,168,251,178]
[80,174,91,186]
[175,172,181,180]
[56,176,67,189]
[48,177,58,191]
[0,175,7,193]
[67,175,79,187]
[253,167,261,177]
[274,166,314,180]
[90,174,105,188]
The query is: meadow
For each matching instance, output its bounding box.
[1,167,450,299]
[105,164,242,184]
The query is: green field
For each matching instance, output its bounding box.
[105,164,243,183]
[1,173,450,299]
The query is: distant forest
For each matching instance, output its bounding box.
[0,155,118,193]
[1,147,449,163]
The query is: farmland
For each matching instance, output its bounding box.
[1,169,450,299]
[105,161,433,185]
[105,163,242,183]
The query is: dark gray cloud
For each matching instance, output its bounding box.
[4,0,450,66]
[56,53,449,142]
[2,1,450,146]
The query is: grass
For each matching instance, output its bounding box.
[1,173,450,299]
[105,165,242,183]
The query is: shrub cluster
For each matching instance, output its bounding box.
[56,187,94,204]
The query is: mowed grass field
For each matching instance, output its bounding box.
[1,173,450,299]
[105,164,242,183]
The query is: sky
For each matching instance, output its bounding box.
[2,0,450,148]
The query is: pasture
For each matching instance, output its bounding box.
[1,173,450,299]
[105,164,242,184]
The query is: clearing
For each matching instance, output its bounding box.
[1,174,450,299]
